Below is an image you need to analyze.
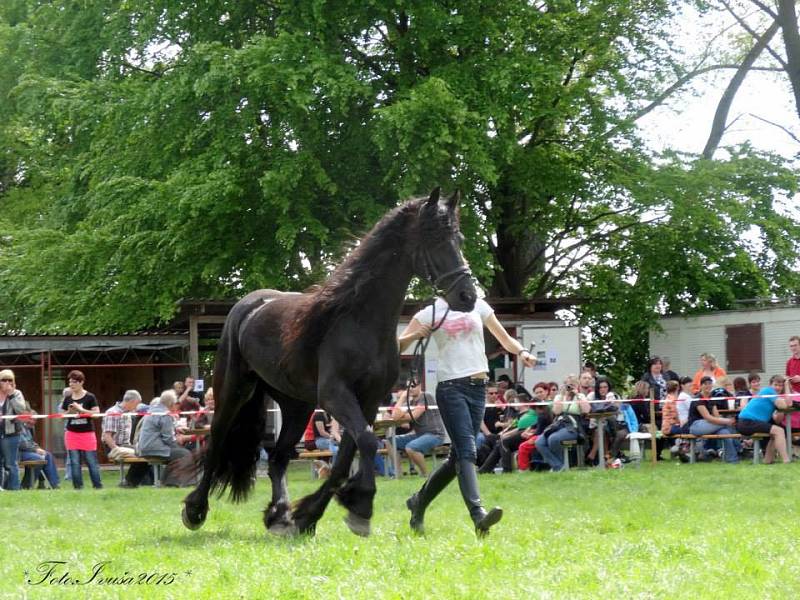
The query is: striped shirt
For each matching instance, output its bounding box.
[101,402,132,446]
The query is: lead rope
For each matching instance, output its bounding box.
[405,300,450,427]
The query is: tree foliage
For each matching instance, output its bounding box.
[0,1,798,380]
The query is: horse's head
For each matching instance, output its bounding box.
[415,187,477,312]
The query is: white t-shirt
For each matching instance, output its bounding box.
[413,297,494,383]
[677,391,692,425]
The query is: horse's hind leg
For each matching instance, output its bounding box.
[264,400,314,536]
[182,446,214,530]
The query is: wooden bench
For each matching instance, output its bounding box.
[19,459,47,489]
[561,440,585,470]
[115,456,169,487]
[672,433,777,465]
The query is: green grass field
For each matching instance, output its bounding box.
[2,461,799,599]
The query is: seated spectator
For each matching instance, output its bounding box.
[192,388,215,430]
[733,377,751,409]
[478,388,533,473]
[177,376,203,414]
[102,390,150,488]
[476,383,504,466]
[737,375,790,464]
[586,376,619,464]
[390,382,446,477]
[18,409,60,489]
[661,381,689,462]
[535,375,590,472]
[547,382,559,401]
[609,398,639,462]
[514,383,553,471]
[748,373,762,403]
[687,376,739,464]
[136,389,192,486]
[630,380,652,427]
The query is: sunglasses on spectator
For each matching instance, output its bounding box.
[0,378,14,383]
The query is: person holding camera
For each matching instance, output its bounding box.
[535,374,591,472]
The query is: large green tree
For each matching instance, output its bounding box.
[0,1,797,381]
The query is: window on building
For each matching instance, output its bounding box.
[725,323,763,373]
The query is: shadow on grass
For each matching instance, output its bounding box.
[139,527,318,549]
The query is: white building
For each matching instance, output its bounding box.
[649,304,800,380]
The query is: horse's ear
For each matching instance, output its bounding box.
[446,190,460,212]
[425,187,441,208]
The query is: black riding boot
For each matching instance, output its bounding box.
[405,458,456,535]
[456,459,503,537]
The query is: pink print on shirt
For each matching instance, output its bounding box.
[441,315,477,337]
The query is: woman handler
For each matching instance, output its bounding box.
[398,296,536,536]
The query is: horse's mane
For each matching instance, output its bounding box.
[280,198,424,371]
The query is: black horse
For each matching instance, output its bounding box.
[181,188,476,537]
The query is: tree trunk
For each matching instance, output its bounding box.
[777,0,800,119]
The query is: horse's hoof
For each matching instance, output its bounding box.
[181,505,206,531]
[344,512,371,537]
[267,520,300,537]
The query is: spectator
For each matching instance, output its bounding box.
[478,388,523,473]
[641,356,667,402]
[748,373,762,399]
[687,376,738,464]
[609,396,639,462]
[676,376,694,427]
[496,390,541,473]
[630,380,652,426]
[733,377,751,409]
[578,371,595,397]
[535,374,590,472]
[312,409,340,463]
[136,389,191,487]
[784,336,800,434]
[582,361,597,379]
[496,374,512,393]
[586,376,618,464]
[61,370,103,489]
[661,380,682,435]
[102,390,151,488]
[516,383,553,471]
[390,382,447,477]
[475,383,510,467]
[178,375,202,413]
[0,370,29,490]
[737,375,790,464]
[662,357,680,384]
[193,388,215,429]
[547,382,559,401]
[17,404,60,489]
[691,352,726,394]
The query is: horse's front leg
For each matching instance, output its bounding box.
[291,434,357,535]
[331,400,379,537]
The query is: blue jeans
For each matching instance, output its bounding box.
[68,449,103,488]
[0,434,21,490]
[689,420,739,463]
[436,379,486,463]
[20,450,60,488]
[535,427,578,472]
[314,437,339,464]
[395,432,446,454]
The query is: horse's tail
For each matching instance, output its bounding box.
[204,300,267,503]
